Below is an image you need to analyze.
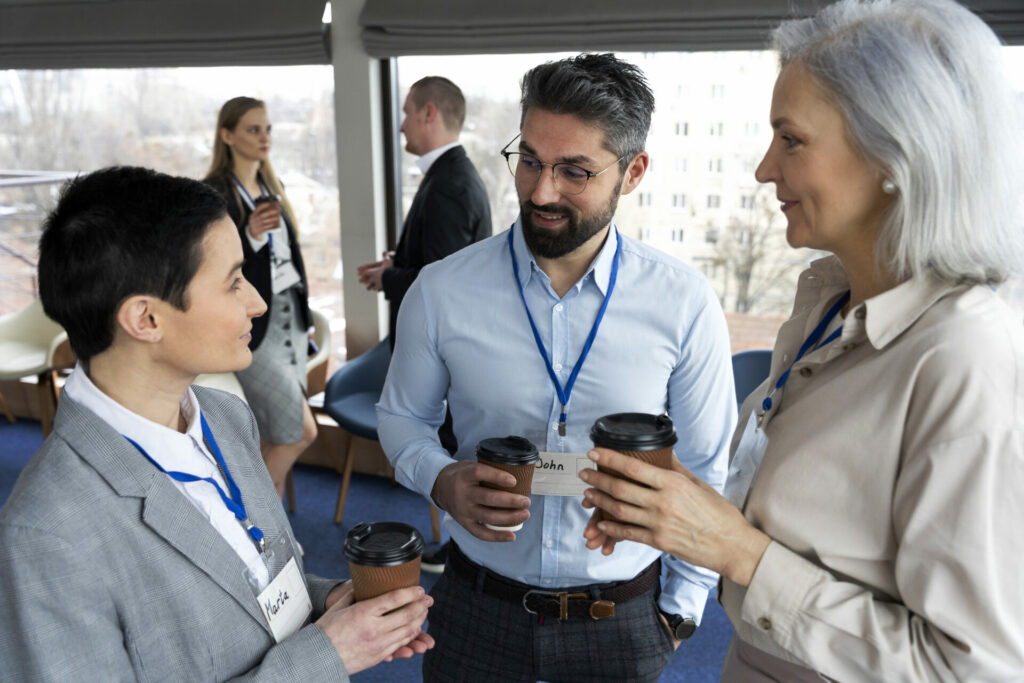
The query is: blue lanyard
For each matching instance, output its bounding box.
[762,290,850,415]
[233,174,276,259]
[124,414,266,554]
[508,227,621,437]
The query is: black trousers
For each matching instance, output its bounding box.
[422,552,675,682]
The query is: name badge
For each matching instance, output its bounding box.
[531,451,597,497]
[722,411,769,509]
[258,556,312,642]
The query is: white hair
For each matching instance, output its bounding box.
[772,0,1024,284]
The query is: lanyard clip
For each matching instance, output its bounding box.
[244,519,267,555]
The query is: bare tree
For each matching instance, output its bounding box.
[711,185,813,316]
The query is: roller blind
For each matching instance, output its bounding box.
[359,0,1024,56]
[0,0,330,69]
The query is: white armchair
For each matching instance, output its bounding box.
[0,298,74,435]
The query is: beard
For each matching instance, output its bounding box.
[520,192,620,259]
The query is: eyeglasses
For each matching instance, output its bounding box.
[499,134,624,196]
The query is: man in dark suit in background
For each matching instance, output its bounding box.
[358,79,491,573]
[357,76,491,344]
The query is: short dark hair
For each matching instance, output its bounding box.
[409,76,466,134]
[38,166,228,362]
[520,53,655,172]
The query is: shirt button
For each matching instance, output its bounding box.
[799,367,812,378]
[554,363,563,371]
[554,303,564,312]
[855,308,866,320]
[757,617,772,631]
[544,579,552,586]
[842,344,855,352]
[545,539,554,548]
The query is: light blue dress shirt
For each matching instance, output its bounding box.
[377,218,737,620]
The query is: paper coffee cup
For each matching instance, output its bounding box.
[589,413,678,524]
[344,521,425,601]
[477,435,539,531]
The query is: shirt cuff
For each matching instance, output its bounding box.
[657,566,711,624]
[407,448,458,503]
[740,541,827,652]
[246,225,269,252]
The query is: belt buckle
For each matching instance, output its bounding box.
[522,589,598,621]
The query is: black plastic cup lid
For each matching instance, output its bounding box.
[344,522,425,567]
[476,436,539,466]
[590,413,678,451]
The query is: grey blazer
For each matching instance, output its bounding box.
[0,387,348,682]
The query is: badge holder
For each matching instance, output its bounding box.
[244,535,313,643]
[722,411,769,509]
[525,428,597,498]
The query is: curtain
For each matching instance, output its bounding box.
[359,0,1023,56]
[0,0,329,69]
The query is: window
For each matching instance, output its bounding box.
[0,66,346,361]
[396,48,1022,345]
[671,228,685,243]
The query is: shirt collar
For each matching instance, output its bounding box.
[63,362,215,473]
[797,255,963,350]
[863,272,964,349]
[415,142,460,175]
[510,217,620,296]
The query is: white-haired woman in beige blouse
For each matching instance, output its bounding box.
[579,0,1024,680]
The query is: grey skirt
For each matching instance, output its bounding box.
[235,286,308,445]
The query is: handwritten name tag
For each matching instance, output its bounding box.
[531,451,596,497]
[258,556,312,642]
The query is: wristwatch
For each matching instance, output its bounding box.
[659,610,697,640]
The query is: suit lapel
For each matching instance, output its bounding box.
[53,394,274,635]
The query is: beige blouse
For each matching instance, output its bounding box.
[720,257,1024,681]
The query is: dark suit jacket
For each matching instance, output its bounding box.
[382,145,491,345]
[0,387,346,682]
[205,173,312,350]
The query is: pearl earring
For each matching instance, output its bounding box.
[882,179,897,195]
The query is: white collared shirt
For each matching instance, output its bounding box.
[415,141,461,175]
[63,364,271,589]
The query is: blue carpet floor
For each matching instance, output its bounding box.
[1,418,731,681]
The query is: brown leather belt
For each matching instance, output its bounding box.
[447,542,659,621]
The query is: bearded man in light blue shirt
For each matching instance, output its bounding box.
[377,53,737,682]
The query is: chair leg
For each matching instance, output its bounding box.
[334,436,357,525]
[429,505,441,543]
[0,392,15,424]
[50,369,61,404]
[285,470,296,513]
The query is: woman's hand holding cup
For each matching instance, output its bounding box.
[580,448,772,587]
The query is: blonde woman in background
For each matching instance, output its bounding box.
[205,96,316,497]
